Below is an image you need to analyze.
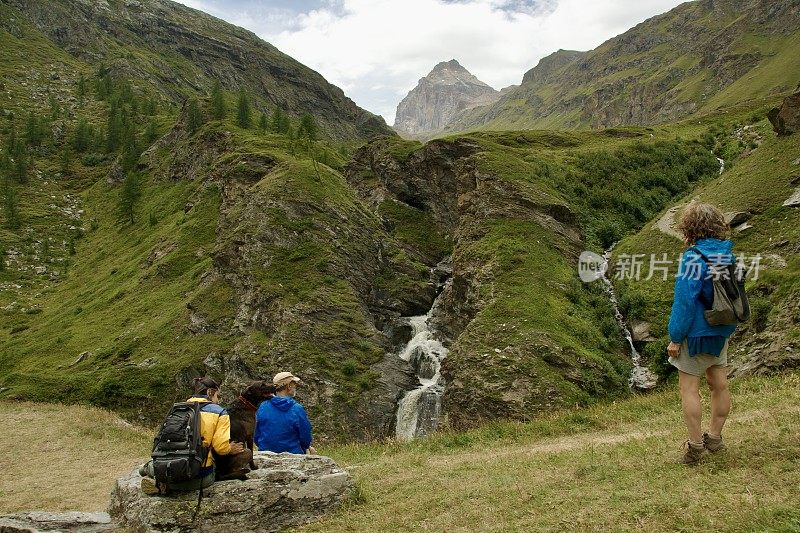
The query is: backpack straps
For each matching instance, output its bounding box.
[687,246,709,262]
[687,246,712,308]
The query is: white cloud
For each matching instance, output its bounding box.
[181,0,687,124]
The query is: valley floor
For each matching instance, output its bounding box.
[3,373,800,531]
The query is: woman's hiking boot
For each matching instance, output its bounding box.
[703,433,726,453]
[679,441,707,465]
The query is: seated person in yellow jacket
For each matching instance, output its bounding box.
[140,376,246,494]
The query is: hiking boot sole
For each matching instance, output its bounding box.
[140,477,161,496]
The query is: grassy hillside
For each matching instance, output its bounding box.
[0,401,152,513]
[347,127,721,428]
[0,0,411,439]
[612,105,800,378]
[442,0,800,134]
[0,0,392,142]
[4,371,799,531]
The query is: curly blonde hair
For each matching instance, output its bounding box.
[676,202,729,244]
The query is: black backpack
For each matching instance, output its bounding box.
[689,246,750,326]
[151,402,209,487]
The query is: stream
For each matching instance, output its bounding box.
[394,280,450,441]
[602,245,658,390]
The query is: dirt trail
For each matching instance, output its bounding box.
[426,405,797,468]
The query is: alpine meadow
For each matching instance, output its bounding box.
[0,0,799,531]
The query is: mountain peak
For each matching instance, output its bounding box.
[431,59,466,73]
[394,60,499,137]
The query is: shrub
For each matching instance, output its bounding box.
[749,297,771,333]
[644,337,674,379]
[618,290,647,321]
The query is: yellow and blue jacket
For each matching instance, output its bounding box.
[187,396,233,472]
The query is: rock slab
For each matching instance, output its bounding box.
[768,89,800,136]
[109,453,353,532]
[0,512,113,532]
[783,188,800,208]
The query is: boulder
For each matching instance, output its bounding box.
[767,90,800,136]
[723,211,751,227]
[630,320,657,343]
[0,512,113,532]
[783,188,800,208]
[109,453,353,532]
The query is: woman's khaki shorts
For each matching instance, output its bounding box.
[670,339,728,377]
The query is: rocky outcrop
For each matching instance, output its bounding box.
[724,211,752,226]
[768,89,800,136]
[394,60,499,137]
[521,50,584,85]
[110,453,353,532]
[347,136,631,430]
[783,188,800,208]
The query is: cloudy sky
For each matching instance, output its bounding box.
[175,0,686,124]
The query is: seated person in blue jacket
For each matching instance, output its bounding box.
[254,371,317,455]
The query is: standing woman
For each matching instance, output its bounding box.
[667,203,737,465]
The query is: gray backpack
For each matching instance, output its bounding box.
[689,247,750,326]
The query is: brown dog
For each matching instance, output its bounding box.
[215,380,276,480]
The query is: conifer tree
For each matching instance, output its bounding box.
[25,112,42,147]
[49,95,61,121]
[118,171,141,225]
[271,107,283,133]
[60,144,72,177]
[106,105,123,152]
[211,80,225,120]
[121,137,140,172]
[0,246,6,271]
[73,118,91,152]
[236,88,251,128]
[3,179,21,230]
[258,112,268,131]
[77,75,87,106]
[144,119,158,144]
[187,98,204,133]
[298,113,318,143]
[13,144,28,184]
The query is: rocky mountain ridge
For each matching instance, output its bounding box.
[0,0,392,141]
[442,0,800,133]
[393,59,499,138]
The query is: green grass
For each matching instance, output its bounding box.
[4,372,799,532]
[301,371,800,532]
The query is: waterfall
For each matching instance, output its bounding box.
[716,156,725,175]
[601,245,658,390]
[395,287,450,441]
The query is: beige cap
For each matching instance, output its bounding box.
[273,371,301,386]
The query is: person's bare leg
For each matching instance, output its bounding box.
[705,365,731,437]
[678,371,703,443]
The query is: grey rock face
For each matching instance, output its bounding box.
[724,211,752,226]
[109,453,353,532]
[394,60,499,137]
[768,89,800,136]
[0,512,113,532]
